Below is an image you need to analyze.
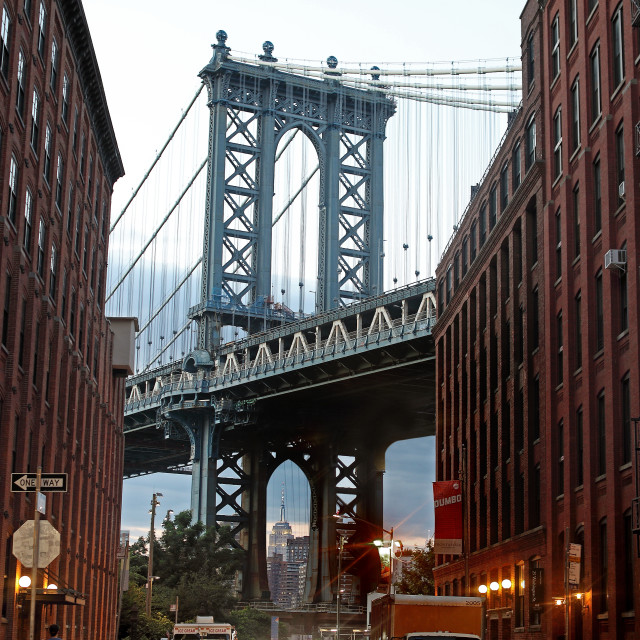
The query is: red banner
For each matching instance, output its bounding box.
[433,480,463,555]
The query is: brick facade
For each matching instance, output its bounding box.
[434,1,640,639]
[0,1,125,640]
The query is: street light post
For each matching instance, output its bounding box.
[146,492,163,617]
[336,533,344,640]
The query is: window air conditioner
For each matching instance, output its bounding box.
[618,181,626,199]
[604,249,627,270]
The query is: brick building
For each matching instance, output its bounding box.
[433,1,640,639]
[0,2,131,640]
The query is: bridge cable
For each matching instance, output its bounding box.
[106,157,208,302]
[136,257,203,337]
[143,319,192,372]
[110,83,204,234]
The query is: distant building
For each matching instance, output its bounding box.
[434,1,640,639]
[0,2,130,640]
[267,488,309,607]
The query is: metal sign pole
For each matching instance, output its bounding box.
[29,467,42,640]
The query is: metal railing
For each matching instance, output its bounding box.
[125,309,435,409]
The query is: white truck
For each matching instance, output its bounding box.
[173,617,235,640]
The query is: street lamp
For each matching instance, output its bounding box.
[373,527,402,594]
[146,492,163,617]
[336,533,345,640]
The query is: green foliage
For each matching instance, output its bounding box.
[227,608,271,640]
[118,511,245,638]
[394,541,435,595]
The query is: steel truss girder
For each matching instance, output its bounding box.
[207,424,385,605]
[196,49,395,346]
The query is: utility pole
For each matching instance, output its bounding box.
[146,492,162,617]
[336,534,344,640]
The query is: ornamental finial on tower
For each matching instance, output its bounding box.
[326,56,341,77]
[212,29,231,60]
[259,41,277,62]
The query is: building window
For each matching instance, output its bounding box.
[588,0,598,13]
[555,208,561,280]
[530,287,539,351]
[31,88,40,151]
[576,407,583,487]
[82,223,89,273]
[573,183,580,258]
[23,189,32,252]
[79,133,86,178]
[531,375,540,441]
[470,222,477,262]
[590,44,601,122]
[570,77,580,152]
[595,269,603,351]
[612,5,624,89]
[69,288,76,338]
[446,266,452,304]
[512,140,521,190]
[527,32,534,90]
[43,123,52,183]
[74,206,81,255]
[500,164,508,211]
[553,107,562,180]
[37,1,46,59]
[61,269,67,319]
[2,272,10,347]
[61,73,69,123]
[66,182,73,235]
[557,420,564,496]
[556,311,563,385]
[55,153,64,210]
[0,6,8,79]
[489,185,497,229]
[551,14,560,80]
[32,320,39,386]
[619,244,628,333]
[16,49,25,116]
[18,298,26,367]
[622,373,631,464]
[575,291,582,368]
[568,0,577,48]
[8,155,18,225]
[597,390,606,475]
[624,511,634,610]
[479,203,487,246]
[50,38,58,92]
[462,238,468,276]
[37,219,45,278]
[599,518,608,612]
[525,114,536,170]
[593,156,601,233]
[615,122,625,207]
[49,243,57,300]
[72,107,79,151]
[531,464,541,528]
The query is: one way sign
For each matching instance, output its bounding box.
[11,473,68,493]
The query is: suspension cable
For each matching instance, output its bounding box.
[106,157,207,302]
[110,84,204,234]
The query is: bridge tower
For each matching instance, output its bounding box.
[175,32,396,604]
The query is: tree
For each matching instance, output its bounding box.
[118,510,245,637]
[228,608,271,640]
[395,540,435,595]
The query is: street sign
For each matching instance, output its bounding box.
[36,492,46,515]
[11,473,67,492]
[12,520,60,568]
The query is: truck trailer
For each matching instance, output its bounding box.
[370,594,485,640]
[173,617,235,640]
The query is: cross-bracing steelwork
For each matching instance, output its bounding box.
[112,32,521,608]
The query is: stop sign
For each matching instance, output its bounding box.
[12,520,60,568]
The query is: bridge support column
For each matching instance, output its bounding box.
[240,448,270,601]
[189,416,218,526]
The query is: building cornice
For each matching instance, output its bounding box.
[56,0,125,188]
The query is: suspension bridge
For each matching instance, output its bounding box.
[109,31,521,607]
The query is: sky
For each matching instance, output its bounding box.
[81,0,524,547]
